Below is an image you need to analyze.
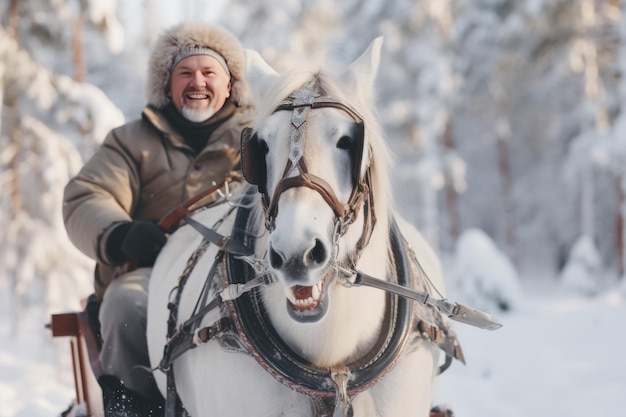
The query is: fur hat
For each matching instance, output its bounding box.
[146,22,252,108]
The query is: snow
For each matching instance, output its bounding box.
[449,228,523,313]
[560,235,605,295]
[434,285,626,416]
[0,307,76,417]
[1,277,625,416]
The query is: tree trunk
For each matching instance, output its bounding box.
[73,18,85,82]
[4,0,21,214]
[442,119,460,247]
[3,3,22,334]
[578,0,607,241]
[6,0,19,36]
[496,128,516,262]
[617,177,625,278]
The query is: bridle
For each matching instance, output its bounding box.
[241,79,377,260]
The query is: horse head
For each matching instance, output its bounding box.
[242,38,394,365]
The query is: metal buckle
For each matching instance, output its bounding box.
[330,368,353,417]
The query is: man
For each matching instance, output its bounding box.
[63,22,254,416]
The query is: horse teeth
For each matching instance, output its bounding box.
[286,281,324,309]
[312,282,322,299]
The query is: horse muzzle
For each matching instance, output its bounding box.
[267,231,334,322]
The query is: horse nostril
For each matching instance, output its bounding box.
[269,245,284,269]
[307,239,327,266]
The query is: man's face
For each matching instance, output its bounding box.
[169,54,232,122]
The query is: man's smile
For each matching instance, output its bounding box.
[184,89,212,105]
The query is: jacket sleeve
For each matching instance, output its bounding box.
[62,127,141,264]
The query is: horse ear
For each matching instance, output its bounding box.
[342,37,383,100]
[245,49,278,106]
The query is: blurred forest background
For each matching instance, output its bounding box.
[1,0,626,330]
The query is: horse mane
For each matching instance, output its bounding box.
[252,60,394,228]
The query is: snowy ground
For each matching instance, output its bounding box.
[1,280,625,417]
[434,280,626,416]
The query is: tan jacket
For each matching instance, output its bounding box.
[63,105,253,298]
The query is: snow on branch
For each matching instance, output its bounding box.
[0,25,124,321]
[0,26,125,148]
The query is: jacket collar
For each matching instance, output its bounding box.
[142,101,239,153]
[142,105,188,149]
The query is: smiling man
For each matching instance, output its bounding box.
[62,22,254,416]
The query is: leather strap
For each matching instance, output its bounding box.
[158,172,242,233]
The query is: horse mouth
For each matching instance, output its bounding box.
[284,275,330,322]
[287,281,323,309]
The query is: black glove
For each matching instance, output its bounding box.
[106,221,167,266]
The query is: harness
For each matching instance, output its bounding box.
[157,188,467,417]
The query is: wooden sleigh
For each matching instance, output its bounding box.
[50,310,104,417]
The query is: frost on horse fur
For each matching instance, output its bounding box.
[147,37,453,417]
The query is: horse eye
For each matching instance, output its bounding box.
[336,135,353,150]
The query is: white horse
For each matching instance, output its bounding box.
[147,38,459,417]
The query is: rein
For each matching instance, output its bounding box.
[121,173,242,274]
[158,172,243,233]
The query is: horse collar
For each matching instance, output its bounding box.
[223,195,418,415]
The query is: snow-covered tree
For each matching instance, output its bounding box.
[561,0,620,288]
[602,0,626,279]
[0,2,125,330]
[449,228,523,313]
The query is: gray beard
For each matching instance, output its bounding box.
[181,105,216,122]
